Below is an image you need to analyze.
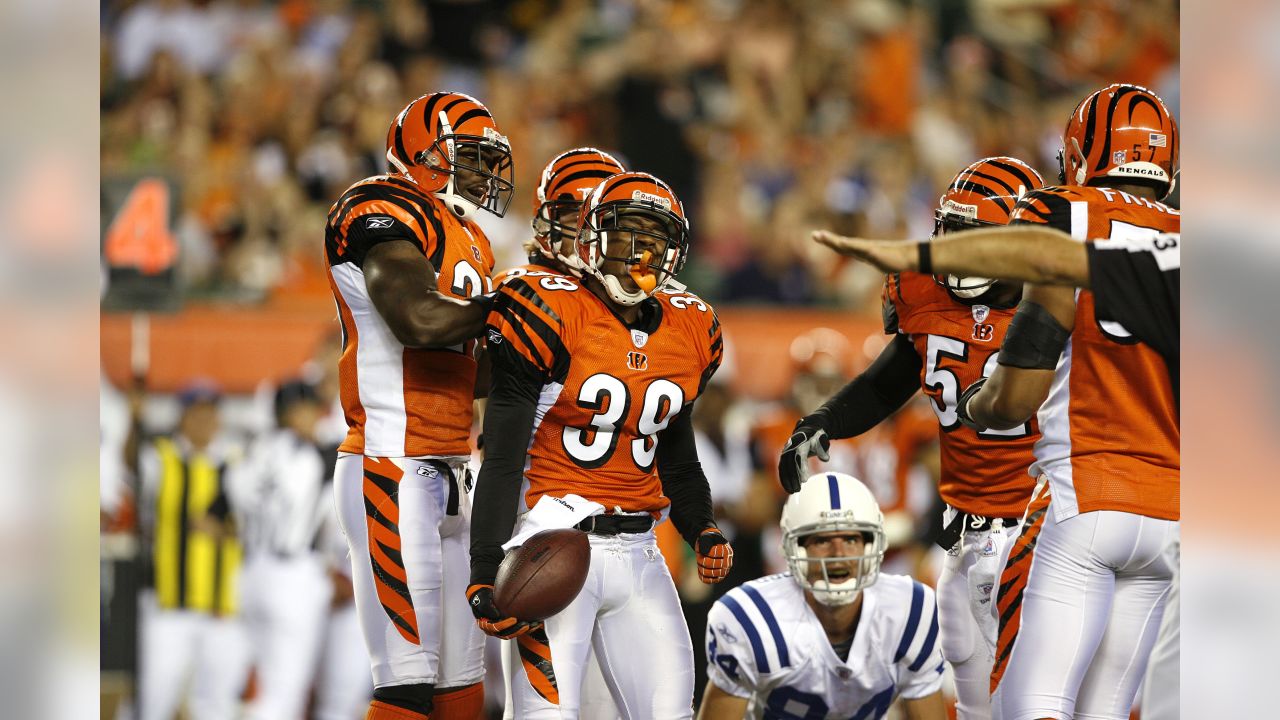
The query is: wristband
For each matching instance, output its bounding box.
[917,242,933,274]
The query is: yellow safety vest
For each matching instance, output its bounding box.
[151,438,241,615]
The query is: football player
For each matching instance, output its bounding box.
[325,91,511,720]
[494,147,625,286]
[697,472,947,720]
[780,156,1046,719]
[469,172,733,719]
[493,147,626,720]
[955,83,1180,720]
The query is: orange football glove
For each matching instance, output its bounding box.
[695,528,733,584]
[466,584,540,639]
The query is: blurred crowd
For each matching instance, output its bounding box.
[101,0,1179,310]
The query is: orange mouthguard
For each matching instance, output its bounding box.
[629,250,657,293]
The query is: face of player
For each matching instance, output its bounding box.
[800,531,868,586]
[553,204,582,256]
[454,143,506,207]
[600,212,669,294]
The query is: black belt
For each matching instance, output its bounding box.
[935,511,1021,550]
[575,514,655,536]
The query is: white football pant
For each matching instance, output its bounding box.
[543,529,694,719]
[992,506,1178,720]
[501,625,620,719]
[937,519,1020,720]
[1140,536,1180,720]
[333,454,484,689]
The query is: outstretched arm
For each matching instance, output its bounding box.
[813,226,1090,288]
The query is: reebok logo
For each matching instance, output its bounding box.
[366,216,394,229]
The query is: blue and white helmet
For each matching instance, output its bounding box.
[780,472,887,606]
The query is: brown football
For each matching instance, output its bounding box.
[494,528,591,621]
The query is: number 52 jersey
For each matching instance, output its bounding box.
[706,573,944,719]
[485,271,723,513]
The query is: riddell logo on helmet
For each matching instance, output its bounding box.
[632,190,671,210]
[820,509,856,519]
[941,199,978,219]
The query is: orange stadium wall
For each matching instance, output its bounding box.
[101,303,883,400]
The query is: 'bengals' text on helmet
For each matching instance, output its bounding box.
[532,148,625,270]
[934,156,1045,299]
[575,172,690,307]
[1058,83,1179,199]
[385,91,515,219]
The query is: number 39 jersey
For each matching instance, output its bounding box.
[485,272,723,513]
[706,573,943,720]
[1011,185,1180,521]
[325,175,496,458]
[884,273,1039,518]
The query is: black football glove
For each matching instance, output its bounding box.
[955,377,988,432]
[778,419,831,494]
[466,584,540,639]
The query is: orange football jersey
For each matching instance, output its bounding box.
[326,175,496,458]
[486,272,723,513]
[885,272,1040,518]
[1011,185,1180,521]
[492,253,560,287]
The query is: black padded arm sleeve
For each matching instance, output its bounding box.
[809,333,922,439]
[657,408,716,548]
[468,343,544,586]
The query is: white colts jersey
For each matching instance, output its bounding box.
[706,573,943,720]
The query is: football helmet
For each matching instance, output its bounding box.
[1058,83,1179,199]
[532,148,625,271]
[575,172,689,306]
[385,91,515,219]
[934,156,1045,299]
[780,472,887,606]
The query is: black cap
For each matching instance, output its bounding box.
[274,379,320,420]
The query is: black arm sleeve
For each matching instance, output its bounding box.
[657,407,716,549]
[1087,240,1180,374]
[808,333,922,439]
[468,341,545,586]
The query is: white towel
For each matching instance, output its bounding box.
[501,494,605,551]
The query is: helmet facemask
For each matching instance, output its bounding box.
[783,523,887,607]
[428,130,515,219]
[532,198,588,273]
[579,203,688,306]
[933,209,996,299]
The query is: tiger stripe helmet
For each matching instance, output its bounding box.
[1059,83,1179,199]
[934,156,1045,299]
[532,148,625,269]
[385,91,514,219]
[576,172,690,307]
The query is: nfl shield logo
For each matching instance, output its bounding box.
[972,305,990,324]
[631,329,649,348]
[1113,150,1127,165]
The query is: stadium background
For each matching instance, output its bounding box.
[98,1,1180,718]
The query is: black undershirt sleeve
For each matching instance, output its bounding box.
[809,332,922,439]
[468,342,544,586]
[657,407,716,548]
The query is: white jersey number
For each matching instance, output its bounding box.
[562,374,685,469]
[925,335,1031,439]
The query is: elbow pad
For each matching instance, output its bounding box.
[999,301,1070,370]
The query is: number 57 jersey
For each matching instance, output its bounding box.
[485,272,723,513]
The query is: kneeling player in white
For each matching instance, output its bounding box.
[698,473,947,720]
